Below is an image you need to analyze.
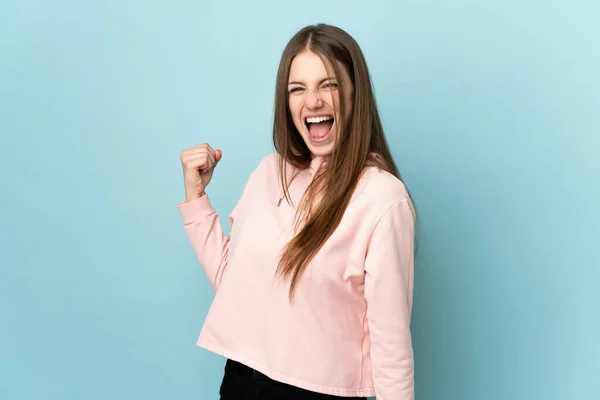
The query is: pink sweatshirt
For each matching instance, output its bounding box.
[177,153,415,399]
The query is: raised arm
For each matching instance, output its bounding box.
[176,150,268,290]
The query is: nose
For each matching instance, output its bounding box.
[305,87,324,110]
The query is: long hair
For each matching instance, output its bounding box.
[273,23,416,300]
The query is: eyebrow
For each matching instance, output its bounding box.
[287,76,337,86]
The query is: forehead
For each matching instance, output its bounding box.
[288,51,334,82]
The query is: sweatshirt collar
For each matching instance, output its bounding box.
[277,155,327,207]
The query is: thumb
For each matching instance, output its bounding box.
[215,149,223,163]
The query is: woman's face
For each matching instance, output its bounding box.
[287,51,354,158]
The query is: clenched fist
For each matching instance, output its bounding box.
[180,143,222,202]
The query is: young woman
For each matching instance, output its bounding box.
[178,24,416,400]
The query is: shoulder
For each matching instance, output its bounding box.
[259,152,279,166]
[247,152,279,179]
[358,166,412,217]
[362,166,409,202]
[234,153,279,207]
[258,152,282,171]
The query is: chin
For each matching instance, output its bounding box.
[308,146,335,157]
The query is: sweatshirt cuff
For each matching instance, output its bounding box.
[176,194,216,225]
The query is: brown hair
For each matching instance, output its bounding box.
[272,23,416,300]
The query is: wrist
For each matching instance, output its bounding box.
[185,189,206,203]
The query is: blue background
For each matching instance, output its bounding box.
[1,0,598,399]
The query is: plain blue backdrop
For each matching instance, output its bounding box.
[1,0,598,399]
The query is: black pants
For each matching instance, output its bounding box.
[219,359,367,400]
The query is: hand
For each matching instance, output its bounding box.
[180,143,222,202]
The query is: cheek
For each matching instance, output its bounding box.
[288,97,305,132]
[288,97,301,119]
[328,92,342,117]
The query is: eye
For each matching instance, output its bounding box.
[322,82,338,90]
[289,87,303,94]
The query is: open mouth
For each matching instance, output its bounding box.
[304,115,334,142]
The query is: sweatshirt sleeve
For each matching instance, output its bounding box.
[176,156,267,291]
[176,194,232,291]
[364,197,416,400]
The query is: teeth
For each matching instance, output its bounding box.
[305,115,333,124]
